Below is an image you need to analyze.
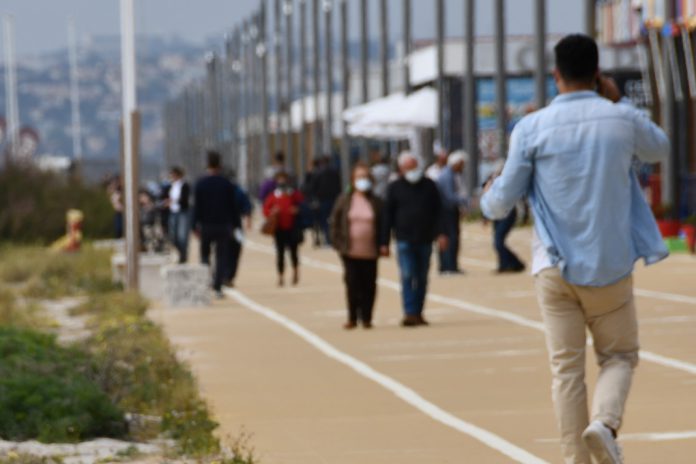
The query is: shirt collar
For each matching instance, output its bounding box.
[550,90,600,105]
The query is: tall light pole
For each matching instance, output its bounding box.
[494,0,508,158]
[284,0,295,170]
[323,0,333,156]
[119,0,140,290]
[299,0,308,180]
[312,0,322,162]
[274,0,284,155]
[339,0,350,187]
[360,0,369,159]
[259,2,270,171]
[534,0,547,110]
[68,17,83,162]
[584,0,595,37]
[379,0,389,97]
[3,15,20,161]
[436,0,445,148]
[464,0,478,197]
[402,0,411,94]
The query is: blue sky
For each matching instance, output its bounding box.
[2,0,584,58]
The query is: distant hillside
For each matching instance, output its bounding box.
[0,35,208,164]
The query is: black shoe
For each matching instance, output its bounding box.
[497,264,526,274]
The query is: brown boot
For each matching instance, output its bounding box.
[401,315,420,327]
[292,267,299,286]
[343,321,357,330]
[277,274,284,287]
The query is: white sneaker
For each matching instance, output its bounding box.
[582,420,623,464]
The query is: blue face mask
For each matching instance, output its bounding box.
[354,178,372,192]
[404,168,423,184]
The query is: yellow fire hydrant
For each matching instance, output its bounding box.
[51,209,84,252]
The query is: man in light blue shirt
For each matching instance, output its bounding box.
[481,35,669,464]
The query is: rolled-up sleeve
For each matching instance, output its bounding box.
[480,123,534,220]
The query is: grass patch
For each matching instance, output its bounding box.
[0,246,256,462]
[82,292,219,456]
[0,245,120,299]
[0,327,127,443]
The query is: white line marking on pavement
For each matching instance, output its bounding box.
[537,430,696,444]
[634,288,696,305]
[225,288,549,464]
[245,241,696,376]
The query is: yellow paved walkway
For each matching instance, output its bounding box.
[151,224,696,463]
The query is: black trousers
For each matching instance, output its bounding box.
[341,256,378,324]
[227,237,242,283]
[493,208,525,271]
[274,229,299,275]
[200,224,232,292]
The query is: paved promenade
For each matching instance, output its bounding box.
[152,224,696,463]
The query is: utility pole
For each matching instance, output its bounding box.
[119,0,140,290]
[464,0,478,197]
[299,0,308,180]
[534,0,547,110]
[584,0,596,38]
[494,0,508,158]
[323,0,333,156]
[284,0,295,170]
[312,0,322,162]
[68,17,83,162]
[379,0,389,97]
[259,2,270,171]
[662,0,679,216]
[402,0,411,94]
[2,15,20,161]
[359,0,369,160]
[240,21,250,190]
[274,0,284,155]
[339,0,350,187]
[436,0,445,148]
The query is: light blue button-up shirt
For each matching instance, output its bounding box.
[481,91,670,287]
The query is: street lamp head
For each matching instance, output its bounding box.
[283,1,293,16]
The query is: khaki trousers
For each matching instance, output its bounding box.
[535,268,639,464]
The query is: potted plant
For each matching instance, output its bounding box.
[681,215,696,254]
[653,204,681,237]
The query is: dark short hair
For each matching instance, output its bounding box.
[274,151,285,163]
[170,166,184,177]
[207,151,222,169]
[554,34,599,85]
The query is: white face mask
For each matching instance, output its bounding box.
[354,178,372,192]
[404,168,423,184]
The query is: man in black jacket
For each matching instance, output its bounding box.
[192,151,239,297]
[380,152,448,326]
[167,166,190,264]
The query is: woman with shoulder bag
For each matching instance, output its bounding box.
[263,171,304,287]
[329,163,386,329]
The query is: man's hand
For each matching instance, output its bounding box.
[437,235,449,252]
[379,246,390,258]
[597,75,621,103]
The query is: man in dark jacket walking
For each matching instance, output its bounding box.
[192,151,239,297]
[380,152,448,327]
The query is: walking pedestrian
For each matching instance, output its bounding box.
[313,156,342,246]
[425,148,448,181]
[435,151,469,274]
[369,151,391,200]
[330,163,386,330]
[380,152,448,327]
[481,34,669,464]
[193,151,240,298]
[167,166,191,264]
[263,171,305,287]
[302,159,323,247]
[226,173,253,288]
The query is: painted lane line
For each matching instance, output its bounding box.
[245,240,696,376]
[634,288,696,306]
[536,430,696,444]
[225,288,549,464]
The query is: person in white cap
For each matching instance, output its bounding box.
[435,151,469,274]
